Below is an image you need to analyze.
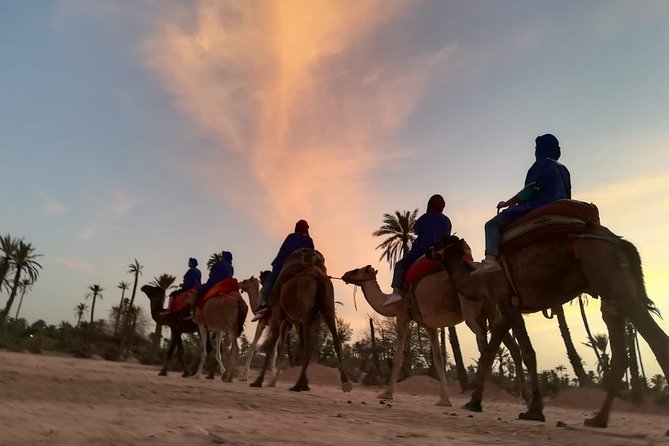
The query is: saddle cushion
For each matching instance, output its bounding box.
[200,278,240,308]
[169,292,192,314]
[500,199,600,254]
[404,256,442,284]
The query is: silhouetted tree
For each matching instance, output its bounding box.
[86,284,104,323]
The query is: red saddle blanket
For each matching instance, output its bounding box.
[169,292,192,314]
[199,278,240,308]
[404,256,442,285]
[500,199,600,254]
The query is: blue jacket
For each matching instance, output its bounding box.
[182,267,202,290]
[198,259,234,296]
[522,145,571,210]
[271,232,315,270]
[409,212,452,258]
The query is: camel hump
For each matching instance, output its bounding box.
[501,199,600,255]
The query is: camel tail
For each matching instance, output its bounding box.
[620,238,661,318]
[237,297,249,337]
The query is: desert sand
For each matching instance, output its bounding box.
[0,350,667,446]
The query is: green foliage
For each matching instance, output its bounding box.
[372,209,419,269]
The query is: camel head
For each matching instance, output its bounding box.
[259,270,271,286]
[239,276,260,295]
[426,235,467,265]
[341,265,378,286]
[141,284,165,301]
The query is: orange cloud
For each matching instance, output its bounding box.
[143,0,455,289]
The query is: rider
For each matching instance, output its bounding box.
[190,250,234,316]
[167,257,202,309]
[252,219,314,320]
[475,133,572,274]
[384,194,452,305]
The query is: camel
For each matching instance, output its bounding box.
[341,265,527,407]
[185,280,249,381]
[141,284,199,377]
[250,264,352,393]
[428,229,669,428]
[238,274,292,386]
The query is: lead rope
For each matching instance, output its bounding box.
[328,275,358,311]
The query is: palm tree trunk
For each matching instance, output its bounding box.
[14,287,27,319]
[627,324,644,403]
[635,333,647,387]
[579,295,602,366]
[439,327,447,373]
[0,267,23,324]
[114,289,126,335]
[554,306,590,386]
[369,318,382,374]
[448,326,468,392]
[90,293,97,324]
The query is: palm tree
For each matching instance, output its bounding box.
[578,295,602,368]
[449,326,468,391]
[74,302,88,327]
[148,274,177,349]
[114,281,130,335]
[650,374,666,392]
[0,234,16,290]
[207,252,223,270]
[14,278,32,319]
[626,323,644,403]
[372,209,419,269]
[0,239,42,325]
[554,305,590,386]
[85,284,104,323]
[495,346,510,378]
[584,333,610,382]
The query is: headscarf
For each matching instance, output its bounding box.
[426,194,446,213]
[222,251,233,263]
[295,219,310,235]
[188,257,198,267]
[535,134,561,160]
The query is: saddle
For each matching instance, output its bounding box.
[271,249,327,299]
[500,199,600,255]
[199,278,240,308]
[168,291,193,314]
[196,288,243,320]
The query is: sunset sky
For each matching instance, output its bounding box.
[2,0,669,377]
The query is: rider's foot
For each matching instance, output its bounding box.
[251,304,268,322]
[471,259,501,275]
[383,291,402,306]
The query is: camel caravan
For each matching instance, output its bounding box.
[140,134,669,429]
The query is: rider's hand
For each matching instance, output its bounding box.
[496,201,507,209]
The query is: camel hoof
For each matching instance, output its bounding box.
[206,375,215,380]
[181,371,190,378]
[463,401,482,412]
[377,392,393,400]
[341,381,353,393]
[436,399,452,407]
[267,381,277,388]
[584,416,607,428]
[289,384,310,392]
[249,381,262,388]
[239,377,248,382]
[519,411,545,422]
[158,370,167,377]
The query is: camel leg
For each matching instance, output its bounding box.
[321,295,353,393]
[378,319,410,401]
[268,321,288,387]
[250,321,280,388]
[500,307,544,422]
[501,332,530,405]
[225,334,239,383]
[289,320,317,392]
[194,324,209,379]
[584,303,628,428]
[214,331,225,379]
[621,300,669,378]
[466,316,510,412]
[242,321,265,382]
[175,332,191,377]
[425,326,451,406]
[159,329,178,376]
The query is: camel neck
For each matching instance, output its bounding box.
[360,280,398,318]
[148,294,167,323]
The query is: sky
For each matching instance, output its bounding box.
[2,0,669,378]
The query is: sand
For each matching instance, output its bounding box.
[1,350,668,446]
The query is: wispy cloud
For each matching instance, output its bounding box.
[55,256,95,272]
[37,189,66,217]
[142,0,455,277]
[79,189,140,240]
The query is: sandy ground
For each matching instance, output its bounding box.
[1,351,668,446]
